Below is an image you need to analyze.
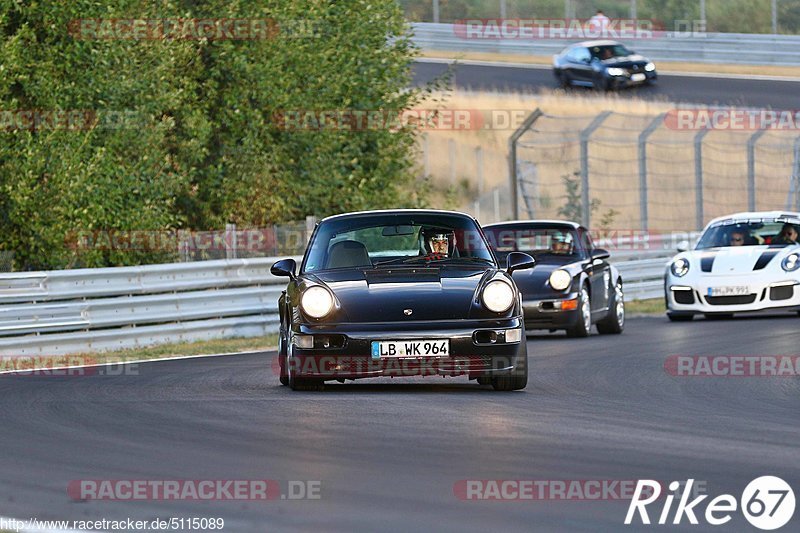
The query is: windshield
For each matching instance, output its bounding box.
[696,218,800,249]
[302,213,495,273]
[483,225,582,262]
[590,44,633,60]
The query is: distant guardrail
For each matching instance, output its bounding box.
[0,242,685,355]
[411,23,800,67]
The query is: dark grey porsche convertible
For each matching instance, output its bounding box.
[483,221,624,338]
[270,210,535,391]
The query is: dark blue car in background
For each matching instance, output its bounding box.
[553,40,657,90]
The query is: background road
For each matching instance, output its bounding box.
[413,61,800,109]
[1,315,799,531]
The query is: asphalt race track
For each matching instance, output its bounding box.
[412,61,800,109]
[1,315,798,532]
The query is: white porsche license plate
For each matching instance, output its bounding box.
[631,73,646,82]
[707,286,750,297]
[371,340,449,358]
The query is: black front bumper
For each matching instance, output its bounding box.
[521,294,580,330]
[287,317,526,380]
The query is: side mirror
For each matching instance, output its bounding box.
[271,258,297,280]
[506,252,536,274]
[676,240,690,253]
[591,248,611,261]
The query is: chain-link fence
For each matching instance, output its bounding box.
[507,109,800,231]
[400,0,800,35]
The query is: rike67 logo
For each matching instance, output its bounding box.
[626,477,795,530]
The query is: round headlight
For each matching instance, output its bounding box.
[482,280,515,313]
[782,253,800,272]
[301,286,334,318]
[670,258,690,277]
[549,269,572,291]
[645,62,656,72]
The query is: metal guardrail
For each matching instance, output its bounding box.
[0,247,680,355]
[411,23,800,66]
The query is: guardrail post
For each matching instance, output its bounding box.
[694,129,710,229]
[508,108,543,220]
[638,113,665,232]
[747,129,767,212]
[580,111,613,228]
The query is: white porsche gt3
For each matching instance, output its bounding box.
[665,211,800,321]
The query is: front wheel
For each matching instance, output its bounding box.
[566,287,592,338]
[491,351,528,391]
[278,330,289,386]
[556,70,570,88]
[597,281,624,334]
[286,344,324,391]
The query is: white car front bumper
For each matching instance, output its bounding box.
[666,275,800,314]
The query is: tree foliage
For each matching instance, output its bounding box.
[0,0,426,269]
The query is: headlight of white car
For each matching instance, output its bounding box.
[607,67,626,76]
[301,285,335,318]
[482,280,515,313]
[645,62,656,72]
[782,253,800,272]
[670,258,690,277]
[549,269,572,291]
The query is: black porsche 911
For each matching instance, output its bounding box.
[482,221,624,337]
[270,210,536,391]
[552,40,657,90]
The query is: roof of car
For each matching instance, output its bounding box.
[483,220,583,229]
[706,211,800,226]
[319,209,476,223]
[572,40,622,48]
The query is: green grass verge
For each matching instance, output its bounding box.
[626,298,666,316]
[70,335,279,366]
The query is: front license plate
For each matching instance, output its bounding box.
[708,286,750,297]
[631,73,646,82]
[371,340,450,359]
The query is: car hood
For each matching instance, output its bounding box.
[602,55,649,68]
[688,246,791,275]
[307,267,492,322]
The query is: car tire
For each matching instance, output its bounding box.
[278,329,289,386]
[557,71,570,88]
[566,286,592,338]
[667,312,693,322]
[286,344,324,391]
[597,281,624,334]
[491,351,528,391]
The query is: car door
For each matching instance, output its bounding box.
[567,47,593,83]
[582,231,610,313]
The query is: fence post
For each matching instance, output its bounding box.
[422,133,430,177]
[473,200,481,221]
[638,113,664,232]
[793,136,800,211]
[500,0,507,19]
[225,223,237,260]
[630,0,637,19]
[580,111,613,228]
[476,146,484,195]
[564,0,572,19]
[433,0,439,23]
[508,108,543,220]
[694,129,710,229]
[747,130,767,212]
[449,138,456,185]
[493,187,501,223]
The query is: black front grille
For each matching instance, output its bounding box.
[673,290,695,305]
[706,294,757,306]
[770,285,794,301]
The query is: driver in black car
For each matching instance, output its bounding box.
[419,227,457,259]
